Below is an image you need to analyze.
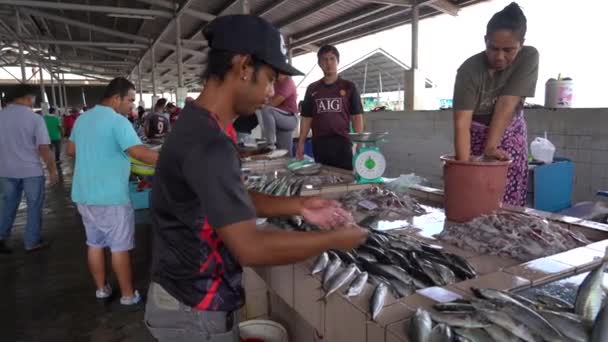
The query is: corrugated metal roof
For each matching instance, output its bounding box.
[0,0,484,91]
[338,48,433,94]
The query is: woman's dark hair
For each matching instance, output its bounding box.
[166,102,176,109]
[102,77,135,100]
[486,2,527,41]
[317,45,340,62]
[201,49,265,82]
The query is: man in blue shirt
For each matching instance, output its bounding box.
[0,84,58,254]
[67,77,158,305]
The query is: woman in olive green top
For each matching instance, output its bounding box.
[453,2,539,206]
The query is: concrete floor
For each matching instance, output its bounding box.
[0,160,156,342]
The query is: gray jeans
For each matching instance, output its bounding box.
[260,106,298,155]
[144,283,239,342]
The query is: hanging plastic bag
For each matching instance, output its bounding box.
[530,132,555,164]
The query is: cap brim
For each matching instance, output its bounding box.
[270,60,304,76]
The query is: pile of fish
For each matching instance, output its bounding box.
[340,186,426,219]
[408,248,608,342]
[245,173,345,196]
[310,229,477,321]
[436,212,591,262]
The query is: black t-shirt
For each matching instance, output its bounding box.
[146,113,171,139]
[301,78,363,141]
[150,103,256,312]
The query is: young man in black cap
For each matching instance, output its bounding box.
[145,15,368,341]
[296,45,365,170]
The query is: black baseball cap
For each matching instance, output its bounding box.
[203,15,303,76]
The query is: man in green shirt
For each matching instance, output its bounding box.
[43,109,63,163]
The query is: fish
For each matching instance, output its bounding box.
[482,325,519,342]
[331,250,357,264]
[471,300,539,342]
[371,282,388,321]
[322,257,341,288]
[429,311,491,329]
[499,301,564,342]
[323,264,358,299]
[355,250,377,263]
[433,262,457,285]
[472,288,530,307]
[539,309,591,342]
[419,260,447,286]
[311,252,329,275]
[390,278,416,298]
[346,272,368,297]
[436,212,591,262]
[536,292,574,311]
[408,309,433,342]
[575,247,608,321]
[591,302,608,342]
[429,323,453,342]
[434,302,476,313]
[454,328,494,342]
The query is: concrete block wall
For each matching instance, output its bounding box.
[365,108,608,203]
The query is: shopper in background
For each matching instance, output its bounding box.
[260,73,299,155]
[452,2,539,206]
[297,45,364,170]
[67,77,159,305]
[0,84,58,254]
[43,108,64,164]
[145,15,367,341]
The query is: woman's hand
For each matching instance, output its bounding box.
[483,146,510,161]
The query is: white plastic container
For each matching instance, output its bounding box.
[545,78,574,108]
[239,319,288,342]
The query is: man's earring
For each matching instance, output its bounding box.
[241,76,247,80]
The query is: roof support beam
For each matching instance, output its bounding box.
[133,0,216,21]
[422,0,459,16]
[22,8,151,44]
[276,0,343,29]
[255,0,289,17]
[291,4,391,42]
[0,0,174,18]
[25,39,148,49]
[359,0,411,6]
[292,7,408,47]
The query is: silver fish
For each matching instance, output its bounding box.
[472,300,539,342]
[592,302,608,342]
[311,252,329,275]
[429,323,453,342]
[454,328,494,342]
[346,272,368,297]
[390,279,416,298]
[536,292,574,310]
[539,309,591,342]
[323,264,358,298]
[500,301,563,342]
[482,325,519,342]
[371,282,388,321]
[575,247,608,321]
[433,262,457,285]
[322,257,341,288]
[408,309,433,342]
[429,311,491,329]
[434,302,476,312]
[419,260,446,286]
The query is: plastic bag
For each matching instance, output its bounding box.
[385,173,429,194]
[530,132,555,164]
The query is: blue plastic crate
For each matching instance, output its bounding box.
[530,157,573,212]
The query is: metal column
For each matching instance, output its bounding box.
[241,0,250,14]
[362,62,368,95]
[151,47,157,97]
[62,73,68,111]
[411,4,419,70]
[176,17,183,88]
[288,37,293,65]
[48,48,57,107]
[137,62,143,103]
[16,9,26,82]
[57,69,64,111]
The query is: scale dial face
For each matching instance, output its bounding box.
[354,149,386,180]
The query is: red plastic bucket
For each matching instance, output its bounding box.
[441,155,511,223]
